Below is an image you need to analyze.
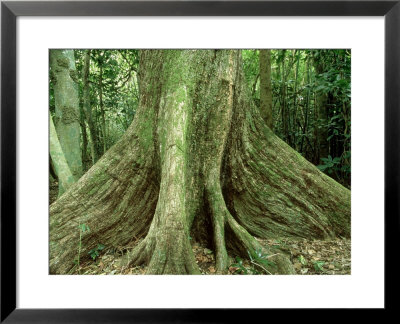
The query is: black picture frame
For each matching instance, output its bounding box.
[1,0,398,322]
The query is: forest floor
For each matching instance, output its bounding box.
[50,181,351,275]
[70,237,351,275]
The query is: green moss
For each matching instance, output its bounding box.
[56,57,70,69]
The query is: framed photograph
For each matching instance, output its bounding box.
[1,0,398,321]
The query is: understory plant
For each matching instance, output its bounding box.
[230,249,277,275]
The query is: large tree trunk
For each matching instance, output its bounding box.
[50,50,350,275]
[50,50,83,180]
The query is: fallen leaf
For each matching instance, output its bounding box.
[294,262,302,271]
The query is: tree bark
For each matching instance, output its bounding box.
[50,50,83,180]
[49,115,75,196]
[49,158,58,182]
[98,58,107,154]
[82,50,100,165]
[259,49,273,129]
[50,50,350,275]
[79,105,89,171]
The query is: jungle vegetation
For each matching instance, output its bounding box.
[49,49,351,275]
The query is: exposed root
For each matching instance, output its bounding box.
[206,187,229,273]
[206,181,295,275]
[226,212,295,274]
[124,236,200,275]
[123,211,201,275]
[147,236,200,275]
[122,238,151,268]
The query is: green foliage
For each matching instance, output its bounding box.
[230,256,249,274]
[73,49,140,169]
[78,223,90,233]
[313,261,325,272]
[88,243,105,261]
[242,49,351,187]
[317,155,341,174]
[242,49,260,104]
[75,221,106,272]
[298,255,307,265]
[230,249,277,275]
[248,248,277,270]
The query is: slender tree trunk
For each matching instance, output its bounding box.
[82,50,100,165]
[99,60,107,154]
[315,61,329,162]
[49,115,75,197]
[79,105,89,171]
[280,50,289,142]
[259,49,273,129]
[292,51,300,150]
[301,58,311,153]
[50,50,83,180]
[251,73,259,99]
[50,50,350,275]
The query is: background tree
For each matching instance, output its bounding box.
[314,53,329,162]
[50,50,83,180]
[81,49,100,165]
[259,49,273,128]
[72,49,139,171]
[49,115,75,196]
[49,50,350,275]
[242,49,351,187]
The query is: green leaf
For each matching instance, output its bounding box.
[298,255,307,265]
[79,223,89,233]
[79,223,90,233]
[259,258,276,268]
[313,261,325,272]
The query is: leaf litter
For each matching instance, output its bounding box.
[69,237,350,275]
